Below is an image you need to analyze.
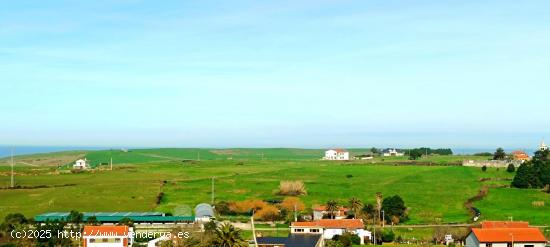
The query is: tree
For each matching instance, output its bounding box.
[493,148,506,160]
[481,165,487,172]
[117,217,134,227]
[1,213,27,232]
[212,223,247,247]
[254,205,280,222]
[86,216,100,226]
[67,210,83,225]
[281,197,305,212]
[326,200,339,219]
[348,198,363,219]
[512,163,532,188]
[507,164,516,173]
[375,192,383,225]
[381,195,408,223]
[409,149,422,160]
[361,204,375,220]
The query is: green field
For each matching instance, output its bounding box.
[0,149,549,226]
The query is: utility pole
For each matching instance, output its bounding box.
[382,210,385,228]
[251,215,258,247]
[198,151,200,161]
[10,147,15,188]
[211,177,215,205]
[110,157,113,171]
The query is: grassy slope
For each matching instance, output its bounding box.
[0,149,548,225]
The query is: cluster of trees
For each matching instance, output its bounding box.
[512,150,550,190]
[325,194,408,225]
[407,148,453,160]
[158,222,248,247]
[214,197,306,222]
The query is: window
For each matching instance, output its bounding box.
[101,238,109,243]
[294,228,304,233]
[114,238,121,243]
[310,229,319,233]
[524,245,534,247]
[89,239,96,243]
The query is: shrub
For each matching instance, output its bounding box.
[254,205,280,221]
[507,164,516,173]
[229,199,267,214]
[481,165,487,172]
[346,174,353,178]
[277,181,307,196]
[280,197,305,212]
[381,229,395,242]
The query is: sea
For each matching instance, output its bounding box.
[0,146,539,158]
[0,146,109,158]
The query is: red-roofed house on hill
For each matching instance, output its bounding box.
[512,151,530,162]
[83,225,133,247]
[324,149,350,161]
[313,205,349,220]
[291,219,371,245]
[466,221,547,247]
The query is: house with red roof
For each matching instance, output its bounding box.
[466,221,547,247]
[82,225,133,247]
[512,151,530,162]
[313,205,349,220]
[324,149,349,160]
[290,219,371,245]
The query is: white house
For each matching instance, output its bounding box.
[465,221,547,247]
[382,148,404,157]
[324,149,350,161]
[291,219,371,245]
[82,225,133,247]
[73,158,88,170]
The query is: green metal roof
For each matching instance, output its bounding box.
[34,212,195,223]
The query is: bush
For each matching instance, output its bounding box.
[254,205,280,221]
[214,201,233,215]
[280,197,305,212]
[381,229,395,242]
[229,199,267,214]
[481,165,487,172]
[507,164,516,173]
[346,174,353,178]
[277,181,307,196]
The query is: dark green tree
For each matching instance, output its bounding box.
[512,163,532,188]
[493,148,506,160]
[86,216,100,226]
[409,150,422,160]
[481,165,487,172]
[507,164,516,173]
[381,195,408,223]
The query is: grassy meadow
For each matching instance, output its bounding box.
[0,149,549,226]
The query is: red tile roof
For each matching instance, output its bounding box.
[482,221,530,228]
[328,149,347,153]
[292,219,364,229]
[83,225,129,237]
[471,228,546,243]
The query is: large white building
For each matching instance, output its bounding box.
[465,221,547,247]
[291,219,371,245]
[323,149,350,161]
[540,140,548,151]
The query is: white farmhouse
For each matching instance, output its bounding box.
[73,158,88,170]
[291,219,371,245]
[382,148,404,157]
[324,149,349,161]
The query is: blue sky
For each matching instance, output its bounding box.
[1,0,549,149]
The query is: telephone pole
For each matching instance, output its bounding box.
[10,147,15,188]
[110,157,113,171]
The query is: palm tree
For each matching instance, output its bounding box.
[213,223,247,247]
[348,197,363,219]
[326,200,339,219]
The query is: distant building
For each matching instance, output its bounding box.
[540,140,548,151]
[465,221,547,247]
[512,150,530,162]
[313,205,349,220]
[194,203,215,222]
[382,148,404,157]
[323,149,349,161]
[73,158,88,170]
[82,225,133,247]
[291,219,371,245]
